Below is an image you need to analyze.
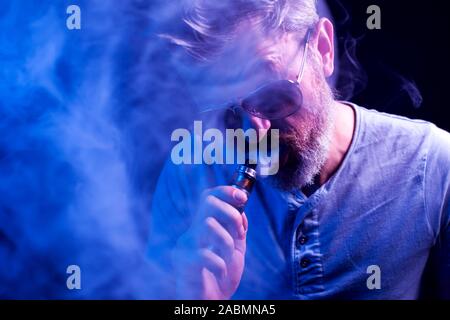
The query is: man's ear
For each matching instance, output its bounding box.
[312,18,335,77]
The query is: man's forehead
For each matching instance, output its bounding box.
[187,24,301,109]
[218,26,297,76]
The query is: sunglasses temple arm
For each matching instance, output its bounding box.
[296,29,312,83]
[199,102,239,114]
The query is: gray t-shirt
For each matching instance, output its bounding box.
[149,103,450,299]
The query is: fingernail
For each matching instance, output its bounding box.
[233,189,248,204]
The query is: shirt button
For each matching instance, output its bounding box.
[298,236,308,245]
[300,258,311,268]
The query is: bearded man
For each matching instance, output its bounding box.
[148,0,450,300]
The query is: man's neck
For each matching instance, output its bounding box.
[317,101,356,186]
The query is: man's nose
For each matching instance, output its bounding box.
[246,114,271,141]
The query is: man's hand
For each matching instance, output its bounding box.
[172,186,249,300]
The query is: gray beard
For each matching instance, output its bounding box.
[270,68,335,191]
[273,119,332,191]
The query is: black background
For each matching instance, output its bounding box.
[329,0,450,132]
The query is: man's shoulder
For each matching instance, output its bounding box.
[357,105,434,140]
[352,105,450,235]
[354,105,450,157]
[427,122,450,161]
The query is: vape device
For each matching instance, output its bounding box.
[231,162,257,213]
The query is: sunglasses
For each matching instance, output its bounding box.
[201,29,312,121]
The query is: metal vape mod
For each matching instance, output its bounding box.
[231,163,257,213]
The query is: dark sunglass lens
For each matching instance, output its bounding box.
[241,81,302,120]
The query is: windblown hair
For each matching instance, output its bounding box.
[162,0,319,61]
